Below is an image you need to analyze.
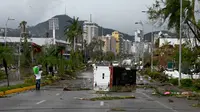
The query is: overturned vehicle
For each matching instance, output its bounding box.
[93,62,137,91]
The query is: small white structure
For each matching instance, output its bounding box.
[164,70,200,79]
[93,64,110,91]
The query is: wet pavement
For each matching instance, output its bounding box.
[0,70,199,112]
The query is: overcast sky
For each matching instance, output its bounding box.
[0,0,164,35]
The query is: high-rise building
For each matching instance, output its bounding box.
[83,21,99,44]
[112,31,120,54]
[124,40,132,54]
[119,37,124,54]
[134,29,143,42]
[100,34,116,55]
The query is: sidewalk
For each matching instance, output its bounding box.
[0,80,24,87]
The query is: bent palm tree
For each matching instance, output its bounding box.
[64,17,83,51]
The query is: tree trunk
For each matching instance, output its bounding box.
[73,37,76,51]
[186,21,200,42]
[3,58,9,87]
[45,63,48,75]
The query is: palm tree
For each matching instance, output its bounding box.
[19,21,27,37]
[64,17,83,51]
[19,21,32,68]
[0,46,13,86]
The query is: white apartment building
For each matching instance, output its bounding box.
[134,29,143,42]
[123,39,132,54]
[83,21,99,44]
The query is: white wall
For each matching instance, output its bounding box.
[0,36,68,46]
[93,66,110,91]
[159,38,200,47]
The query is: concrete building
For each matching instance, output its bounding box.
[119,37,124,54]
[100,34,116,55]
[134,30,143,42]
[0,36,68,46]
[124,39,132,54]
[112,31,120,54]
[83,21,99,44]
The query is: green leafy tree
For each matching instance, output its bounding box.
[37,45,66,76]
[64,17,83,51]
[147,0,200,42]
[0,46,13,86]
[104,51,115,62]
[87,38,105,60]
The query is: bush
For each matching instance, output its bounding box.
[0,70,6,80]
[24,76,35,85]
[192,80,200,90]
[52,76,60,81]
[157,73,169,82]
[169,78,178,85]
[42,79,52,85]
[148,71,160,79]
[181,79,193,87]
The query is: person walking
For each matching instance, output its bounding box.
[33,65,42,90]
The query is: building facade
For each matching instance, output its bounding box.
[119,37,124,54]
[83,21,99,44]
[100,34,116,55]
[134,30,143,42]
[112,31,120,54]
[123,39,132,54]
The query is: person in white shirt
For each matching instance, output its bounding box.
[35,65,42,90]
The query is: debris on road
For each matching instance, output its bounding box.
[168,98,174,103]
[63,87,71,91]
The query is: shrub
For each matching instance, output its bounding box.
[52,76,60,81]
[169,78,178,86]
[193,80,200,90]
[0,70,6,80]
[181,79,193,87]
[24,76,35,84]
[157,73,169,82]
[148,71,160,79]
[42,79,52,85]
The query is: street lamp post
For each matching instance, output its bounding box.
[135,21,144,68]
[142,11,154,72]
[179,0,183,86]
[5,17,15,46]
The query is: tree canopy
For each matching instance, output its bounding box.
[64,17,82,50]
[147,0,200,42]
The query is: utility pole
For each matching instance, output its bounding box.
[5,18,15,46]
[151,24,154,72]
[178,0,183,86]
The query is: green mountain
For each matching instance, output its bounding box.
[1,15,134,41]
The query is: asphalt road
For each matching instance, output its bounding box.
[0,71,199,112]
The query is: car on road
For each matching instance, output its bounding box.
[112,61,119,66]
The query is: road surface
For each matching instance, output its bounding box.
[0,71,199,112]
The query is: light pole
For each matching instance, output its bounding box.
[5,17,15,46]
[179,0,183,86]
[142,11,154,72]
[135,21,144,68]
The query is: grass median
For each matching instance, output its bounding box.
[0,75,61,96]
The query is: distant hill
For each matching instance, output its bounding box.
[0,15,134,41]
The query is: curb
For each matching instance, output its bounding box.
[0,85,35,96]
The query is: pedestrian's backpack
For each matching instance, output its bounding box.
[33,66,39,74]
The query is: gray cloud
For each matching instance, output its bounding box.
[0,0,157,35]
